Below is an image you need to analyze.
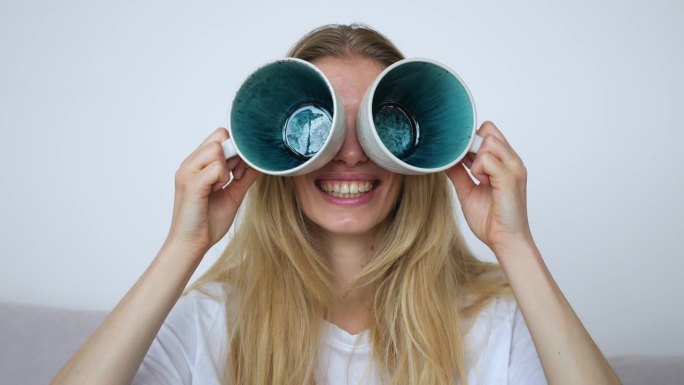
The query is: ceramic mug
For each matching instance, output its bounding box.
[221,58,345,176]
[357,58,482,174]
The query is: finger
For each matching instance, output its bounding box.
[176,129,226,184]
[479,135,525,177]
[211,157,242,191]
[183,141,226,174]
[477,121,509,146]
[445,163,477,203]
[231,160,248,180]
[187,159,228,195]
[197,127,230,151]
[470,151,514,187]
[182,127,230,165]
[217,167,262,207]
[177,142,238,193]
[225,156,241,172]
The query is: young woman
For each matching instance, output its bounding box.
[52,24,621,385]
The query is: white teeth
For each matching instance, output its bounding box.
[319,181,374,197]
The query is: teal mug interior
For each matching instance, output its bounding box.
[371,60,475,170]
[230,59,335,173]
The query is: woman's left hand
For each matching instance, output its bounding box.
[445,121,533,255]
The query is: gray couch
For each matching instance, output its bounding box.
[1,302,682,384]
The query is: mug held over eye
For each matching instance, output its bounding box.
[356,58,481,175]
[221,58,345,176]
[222,57,479,176]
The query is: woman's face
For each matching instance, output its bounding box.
[293,56,402,240]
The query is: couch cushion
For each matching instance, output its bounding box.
[0,302,106,385]
[609,354,684,385]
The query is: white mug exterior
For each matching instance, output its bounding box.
[222,139,238,160]
[221,58,346,176]
[469,134,483,154]
[357,58,479,175]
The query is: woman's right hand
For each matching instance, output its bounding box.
[166,127,260,257]
[52,127,261,385]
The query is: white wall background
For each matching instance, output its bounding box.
[1,0,682,356]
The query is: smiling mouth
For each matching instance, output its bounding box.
[316,180,378,198]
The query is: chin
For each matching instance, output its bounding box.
[309,212,393,239]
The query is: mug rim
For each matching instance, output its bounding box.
[362,57,478,174]
[227,57,343,176]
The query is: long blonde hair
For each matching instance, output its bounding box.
[191,24,508,385]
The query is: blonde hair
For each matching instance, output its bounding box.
[190,24,508,385]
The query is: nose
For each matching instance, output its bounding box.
[333,115,369,167]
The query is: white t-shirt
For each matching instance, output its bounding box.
[132,283,546,385]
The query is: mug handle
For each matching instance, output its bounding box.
[222,139,238,159]
[469,134,483,154]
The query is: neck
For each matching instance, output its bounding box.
[318,229,384,334]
